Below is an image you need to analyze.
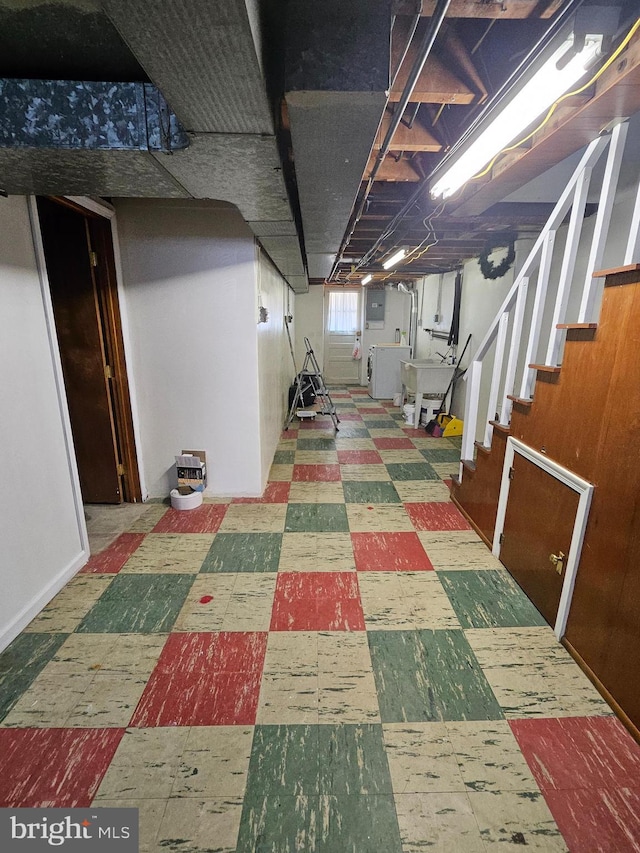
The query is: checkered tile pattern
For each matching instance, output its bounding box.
[2,389,639,852]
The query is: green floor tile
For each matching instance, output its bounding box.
[201,532,282,573]
[342,481,401,504]
[385,462,439,481]
[319,794,402,853]
[76,573,194,633]
[420,448,461,463]
[285,503,349,532]
[361,420,398,430]
[273,450,295,464]
[368,630,503,723]
[438,570,547,628]
[297,438,337,451]
[318,724,392,796]
[0,632,68,720]
[236,725,319,853]
[337,430,370,440]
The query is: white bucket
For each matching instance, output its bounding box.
[420,398,442,425]
[393,392,403,407]
[403,403,415,423]
[170,488,203,510]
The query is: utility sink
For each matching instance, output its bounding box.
[401,359,454,395]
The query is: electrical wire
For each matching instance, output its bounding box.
[469,16,640,184]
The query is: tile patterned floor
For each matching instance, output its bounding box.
[2,388,640,852]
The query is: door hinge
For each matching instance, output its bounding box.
[89,250,98,268]
[105,364,113,380]
[499,532,505,545]
[508,467,515,480]
[117,463,125,477]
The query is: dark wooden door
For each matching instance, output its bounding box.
[500,453,579,627]
[37,197,122,504]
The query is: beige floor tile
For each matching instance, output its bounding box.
[288,482,345,503]
[172,726,253,798]
[0,674,89,727]
[398,573,461,629]
[155,798,243,853]
[24,575,114,632]
[44,632,167,678]
[277,438,298,451]
[340,464,390,481]
[431,462,459,480]
[317,631,374,673]
[394,791,486,853]
[410,437,459,450]
[358,573,414,630]
[257,672,319,724]
[219,504,287,532]
[418,531,502,571]
[445,721,540,793]
[95,798,168,853]
[268,464,294,482]
[127,505,170,532]
[121,533,214,573]
[262,631,318,674]
[96,727,190,800]
[318,670,380,723]
[334,439,376,450]
[278,533,355,572]
[219,574,276,631]
[85,502,149,535]
[65,674,147,727]
[173,575,236,632]
[394,480,452,503]
[383,723,465,793]
[346,504,413,532]
[468,790,568,851]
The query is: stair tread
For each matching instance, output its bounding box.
[474,441,491,454]
[529,363,561,373]
[461,459,476,473]
[489,419,510,434]
[507,395,533,406]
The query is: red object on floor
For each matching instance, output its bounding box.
[80,533,145,574]
[233,482,291,503]
[404,502,471,531]
[373,437,415,450]
[270,572,365,631]
[0,728,125,807]
[152,504,227,534]
[293,464,341,482]
[131,632,268,727]
[336,450,383,465]
[351,532,433,572]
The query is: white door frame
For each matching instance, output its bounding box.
[493,437,594,640]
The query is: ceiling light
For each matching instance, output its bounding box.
[382,248,406,270]
[361,274,372,285]
[430,33,604,200]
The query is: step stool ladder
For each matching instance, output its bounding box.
[284,336,340,431]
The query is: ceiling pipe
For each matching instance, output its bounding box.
[354,0,586,271]
[328,0,452,282]
[397,281,418,353]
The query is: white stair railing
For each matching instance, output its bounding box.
[457,121,639,482]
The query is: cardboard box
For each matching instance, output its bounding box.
[175,449,206,492]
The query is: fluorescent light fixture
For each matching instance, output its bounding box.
[382,248,406,270]
[361,274,372,285]
[430,34,603,200]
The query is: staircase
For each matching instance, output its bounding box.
[448,120,640,734]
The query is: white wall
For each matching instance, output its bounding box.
[293,286,324,372]
[0,196,87,650]
[256,247,292,488]
[115,199,263,497]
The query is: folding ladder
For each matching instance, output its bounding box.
[284,335,340,431]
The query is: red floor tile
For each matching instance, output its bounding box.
[0,728,125,807]
[373,437,415,450]
[281,429,298,439]
[509,717,640,793]
[132,632,267,727]
[233,482,291,503]
[402,426,424,435]
[80,533,145,573]
[270,572,365,631]
[351,532,433,572]
[405,502,471,531]
[338,413,364,421]
[350,388,370,395]
[357,406,387,413]
[293,464,341,482]
[336,450,383,465]
[298,420,336,430]
[152,504,227,533]
[542,787,640,853]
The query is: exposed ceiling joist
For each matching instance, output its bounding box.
[392,0,564,19]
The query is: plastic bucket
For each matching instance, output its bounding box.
[403,403,415,423]
[170,489,203,510]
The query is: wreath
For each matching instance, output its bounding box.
[479,233,516,280]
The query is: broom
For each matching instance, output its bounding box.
[425,334,472,436]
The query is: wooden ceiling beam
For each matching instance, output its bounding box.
[392,0,563,19]
[373,111,443,152]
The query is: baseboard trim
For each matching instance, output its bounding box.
[449,493,493,550]
[562,637,640,745]
[0,550,88,652]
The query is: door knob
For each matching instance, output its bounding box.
[549,551,566,574]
